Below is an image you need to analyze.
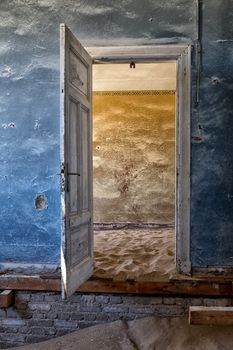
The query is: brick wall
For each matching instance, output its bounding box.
[0,292,232,348]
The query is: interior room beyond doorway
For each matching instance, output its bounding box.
[92,62,177,282]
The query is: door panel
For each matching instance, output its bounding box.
[60,24,93,299]
[69,49,89,96]
[81,108,89,211]
[69,99,80,213]
[70,226,90,265]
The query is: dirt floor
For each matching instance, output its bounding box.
[8,316,233,350]
[94,227,175,281]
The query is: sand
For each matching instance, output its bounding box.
[6,230,232,350]
[8,316,233,350]
[5,229,232,349]
[94,227,176,281]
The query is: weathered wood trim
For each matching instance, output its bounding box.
[60,24,94,299]
[87,45,189,61]
[87,44,191,275]
[189,306,233,325]
[0,275,60,291]
[0,290,14,308]
[1,276,233,296]
[193,267,233,275]
[0,263,59,274]
[176,45,191,274]
[60,23,67,298]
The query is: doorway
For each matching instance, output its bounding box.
[92,62,177,281]
[60,25,191,297]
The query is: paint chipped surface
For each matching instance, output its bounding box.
[0,0,196,267]
[2,0,233,268]
[35,194,48,211]
[190,0,233,267]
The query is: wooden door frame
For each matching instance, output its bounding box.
[87,44,191,274]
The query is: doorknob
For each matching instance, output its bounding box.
[67,172,80,176]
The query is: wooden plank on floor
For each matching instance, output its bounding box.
[0,275,60,292]
[189,306,233,326]
[1,275,233,296]
[78,279,233,296]
[0,290,14,308]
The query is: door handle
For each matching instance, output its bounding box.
[60,164,80,193]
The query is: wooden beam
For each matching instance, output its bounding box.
[0,275,60,292]
[0,290,14,308]
[1,275,233,296]
[79,279,233,296]
[189,306,233,326]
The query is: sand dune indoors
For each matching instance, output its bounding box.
[94,228,175,281]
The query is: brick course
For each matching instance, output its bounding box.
[0,292,233,348]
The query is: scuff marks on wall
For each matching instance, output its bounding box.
[0,65,15,78]
[35,194,48,211]
[1,122,16,129]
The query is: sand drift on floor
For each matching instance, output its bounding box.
[94,228,175,281]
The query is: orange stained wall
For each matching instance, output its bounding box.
[93,63,176,224]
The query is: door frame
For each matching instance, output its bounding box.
[87,45,191,274]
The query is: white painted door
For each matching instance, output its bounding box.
[60,24,93,299]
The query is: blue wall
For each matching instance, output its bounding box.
[0,0,232,268]
[0,1,61,265]
[191,1,233,266]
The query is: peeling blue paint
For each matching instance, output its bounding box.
[191,0,233,267]
[0,0,232,269]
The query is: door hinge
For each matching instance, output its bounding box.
[61,163,65,174]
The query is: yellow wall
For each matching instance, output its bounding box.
[93,90,176,224]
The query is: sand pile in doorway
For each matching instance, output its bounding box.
[8,316,233,350]
[94,228,176,281]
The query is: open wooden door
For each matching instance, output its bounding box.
[60,24,93,299]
